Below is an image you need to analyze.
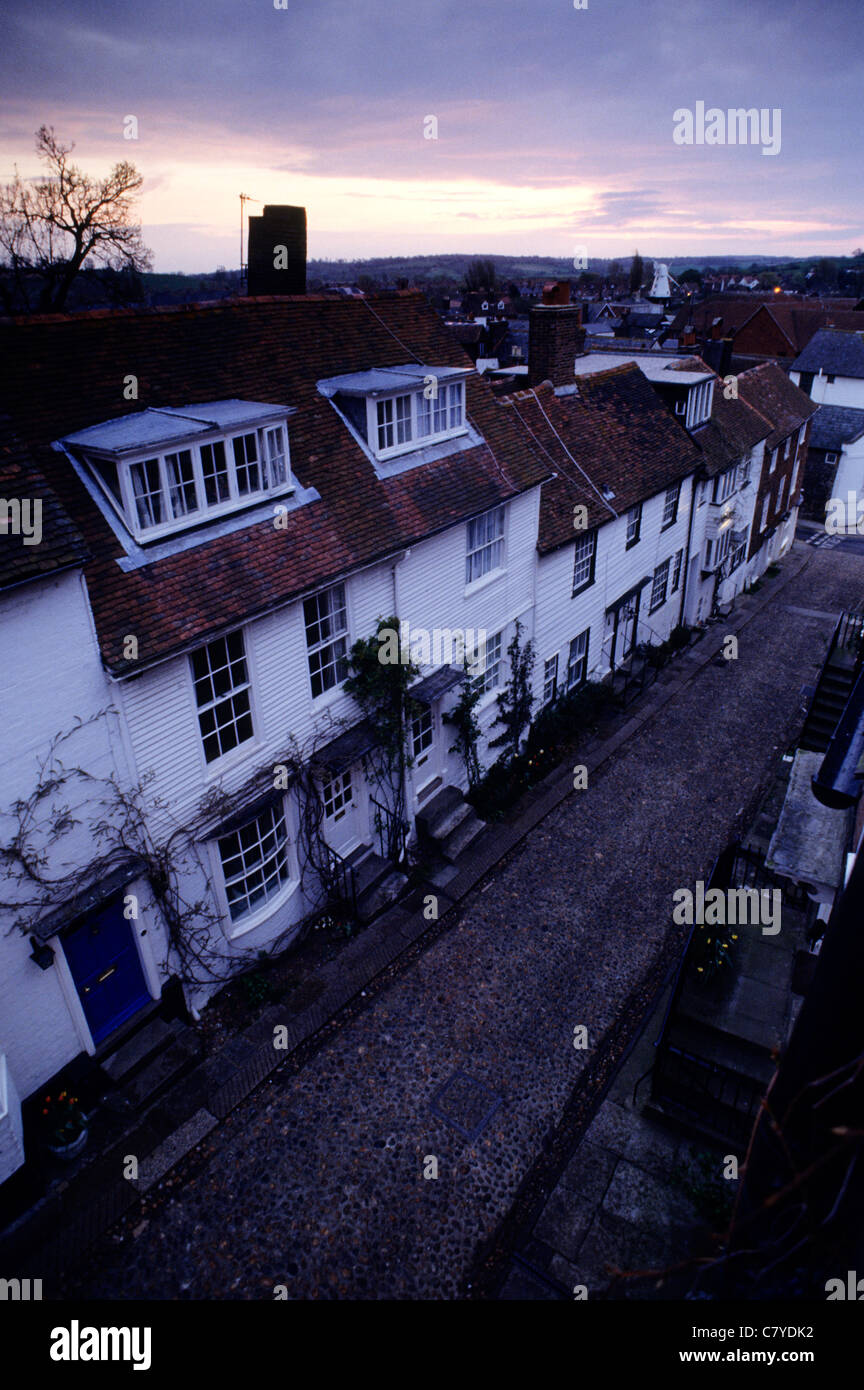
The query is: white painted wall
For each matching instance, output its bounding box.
[831,435,864,507]
[790,370,864,411]
[535,477,694,700]
[0,570,164,1160]
[114,489,544,962]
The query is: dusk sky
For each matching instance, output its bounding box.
[2,0,862,271]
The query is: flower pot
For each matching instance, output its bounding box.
[46,1119,89,1161]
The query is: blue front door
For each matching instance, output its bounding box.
[63,895,152,1045]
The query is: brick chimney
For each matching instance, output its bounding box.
[247,205,306,296]
[528,304,585,386]
[541,279,572,306]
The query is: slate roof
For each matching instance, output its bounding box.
[791,329,864,380]
[808,405,864,452]
[0,416,88,592]
[735,362,819,448]
[506,365,703,554]
[0,294,552,674]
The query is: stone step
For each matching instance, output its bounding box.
[357,868,408,923]
[440,810,486,863]
[100,1016,183,1083]
[415,784,473,842]
[116,1031,203,1111]
[350,849,391,899]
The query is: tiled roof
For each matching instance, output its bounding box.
[0,294,551,673]
[510,365,702,553]
[791,329,864,380]
[735,362,819,448]
[0,416,88,592]
[671,299,864,354]
[808,404,864,452]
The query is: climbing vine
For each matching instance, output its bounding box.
[489,619,535,762]
[343,616,420,863]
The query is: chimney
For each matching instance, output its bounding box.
[541,279,572,306]
[528,304,585,387]
[247,205,306,296]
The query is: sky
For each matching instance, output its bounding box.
[1,0,862,271]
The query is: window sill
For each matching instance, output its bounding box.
[226,877,301,940]
[203,736,261,781]
[571,579,595,598]
[625,537,640,550]
[660,519,678,533]
[464,567,506,598]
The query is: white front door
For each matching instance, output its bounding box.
[320,764,366,857]
[410,703,442,807]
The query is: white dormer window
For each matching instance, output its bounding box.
[685,379,713,429]
[63,400,296,543]
[319,364,470,463]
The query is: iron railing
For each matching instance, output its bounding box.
[370,795,408,864]
[324,844,358,921]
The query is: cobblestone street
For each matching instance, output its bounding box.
[63,545,864,1299]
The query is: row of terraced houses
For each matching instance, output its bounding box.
[0,282,816,1183]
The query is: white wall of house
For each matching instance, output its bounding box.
[0,570,164,1177]
[684,449,762,624]
[830,435,864,509]
[534,476,694,704]
[790,370,864,411]
[113,488,543,967]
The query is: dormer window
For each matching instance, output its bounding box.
[62,400,296,543]
[685,379,713,429]
[319,364,470,463]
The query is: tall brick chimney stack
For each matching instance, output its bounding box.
[246,205,307,296]
[528,304,585,387]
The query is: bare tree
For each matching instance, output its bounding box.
[0,126,152,312]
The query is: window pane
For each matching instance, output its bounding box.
[377,399,394,450]
[218,803,290,922]
[305,584,349,696]
[573,531,595,590]
[233,433,261,495]
[201,440,231,505]
[165,449,198,518]
[265,427,287,486]
[191,631,253,762]
[129,458,164,529]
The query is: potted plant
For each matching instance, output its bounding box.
[41,1090,89,1160]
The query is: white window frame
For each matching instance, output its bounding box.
[662,483,681,529]
[572,530,596,594]
[410,706,435,767]
[304,582,350,700]
[216,798,294,928]
[190,628,255,766]
[107,420,293,543]
[366,381,467,462]
[321,768,356,823]
[671,548,684,593]
[472,629,503,698]
[714,467,736,504]
[567,631,589,690]
[650,558,671,612]
[543,654,559,705]
[626,504,642,547]
[466,505,506,586]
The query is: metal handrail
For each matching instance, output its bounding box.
[324,844,358,921]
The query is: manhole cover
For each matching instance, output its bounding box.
[429,1070,503,1141]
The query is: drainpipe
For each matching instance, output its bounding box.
[390,549,411,859]
[679,473,698,629]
